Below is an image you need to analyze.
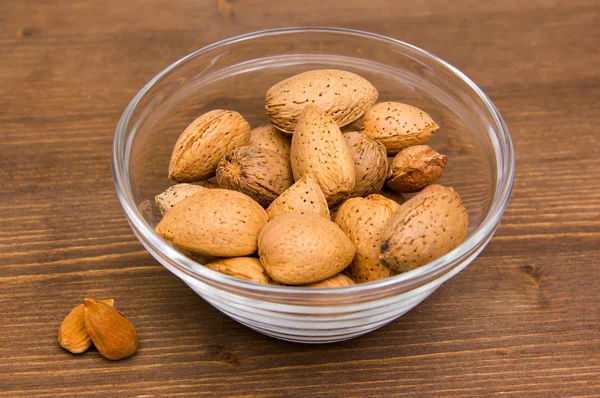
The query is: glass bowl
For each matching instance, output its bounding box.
[112,27,514,343]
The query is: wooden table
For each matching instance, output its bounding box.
[2,1,599,396]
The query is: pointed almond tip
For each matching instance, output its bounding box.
[83,298,114,306]
[167,167,176,181]
[301,104,319,116]
[83,298,94,306]
[103,298,115,307]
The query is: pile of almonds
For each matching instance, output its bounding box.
[154,69,469,287]
[58,298,138,360]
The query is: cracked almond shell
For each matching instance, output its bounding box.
[258,213,356,285]
[361,102,439,155]
[386,145,447,193]
[335,194,401,283]
[248,124,291,158]
[265,69,378,135]
[344,131,388,197]
[168,110,251,182]
[155,189,268,257]
[380,184,469,273]
[290,105,355,206]
[266,174,330,221]
[216,146,294,207]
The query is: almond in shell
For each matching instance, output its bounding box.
[168,110,251,182]
[344,131,388,197]
[361,102,439,155]
[206,257,271,284]
[266,174,330,221]
[387,145,447,193]
[265,69,378,134]
[290,105,355,206]
[335,194,401,283]
[258,214,356,285]
[155,183,206,215]
[303,273,356,288]
[216,146,294,207]
[380,184,469,273]
[248,124,291,158]
[155,189,268,257]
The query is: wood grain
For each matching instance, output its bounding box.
[1,0,599,396]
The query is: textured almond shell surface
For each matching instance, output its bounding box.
[216,146,293,207]
[335,194,401,283]
[265,69,378,134]
[361,102,439,155]
[258,214,356,285]
[206,257,271,284]
[344,131,388,197]
[83,298,137,360]
[303,273,356,288]
[168,110,251,182]
[266,174,330,220]
[155,183,206,215]
[380,184,469,273]
[387,145,448,193]
[248,124,291,158]
[290,105,355,206]
[58,299,114,354]
[155,189,268,257]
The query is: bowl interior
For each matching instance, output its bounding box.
[120,29,506,274]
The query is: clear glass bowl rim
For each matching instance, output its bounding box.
[112,26,515,298]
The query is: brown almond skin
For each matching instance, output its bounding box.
[291,105,355,206]
[380,184,469,273]
[58,299,114,354]
[344,131,388,197]
[168,110,251,182]
[304,273,356,288]
[386,145,447,193]
[266,174,330,220]
[258,214,356,285]
[216,146,294,207]
[155,189,268,257]
[361,102,439,155]
[83,299,137,361]
[248,124,291,158]
[155,183,206,215]
[265,69,378,135]
[206,257,271,284]
[335,195,401,283]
